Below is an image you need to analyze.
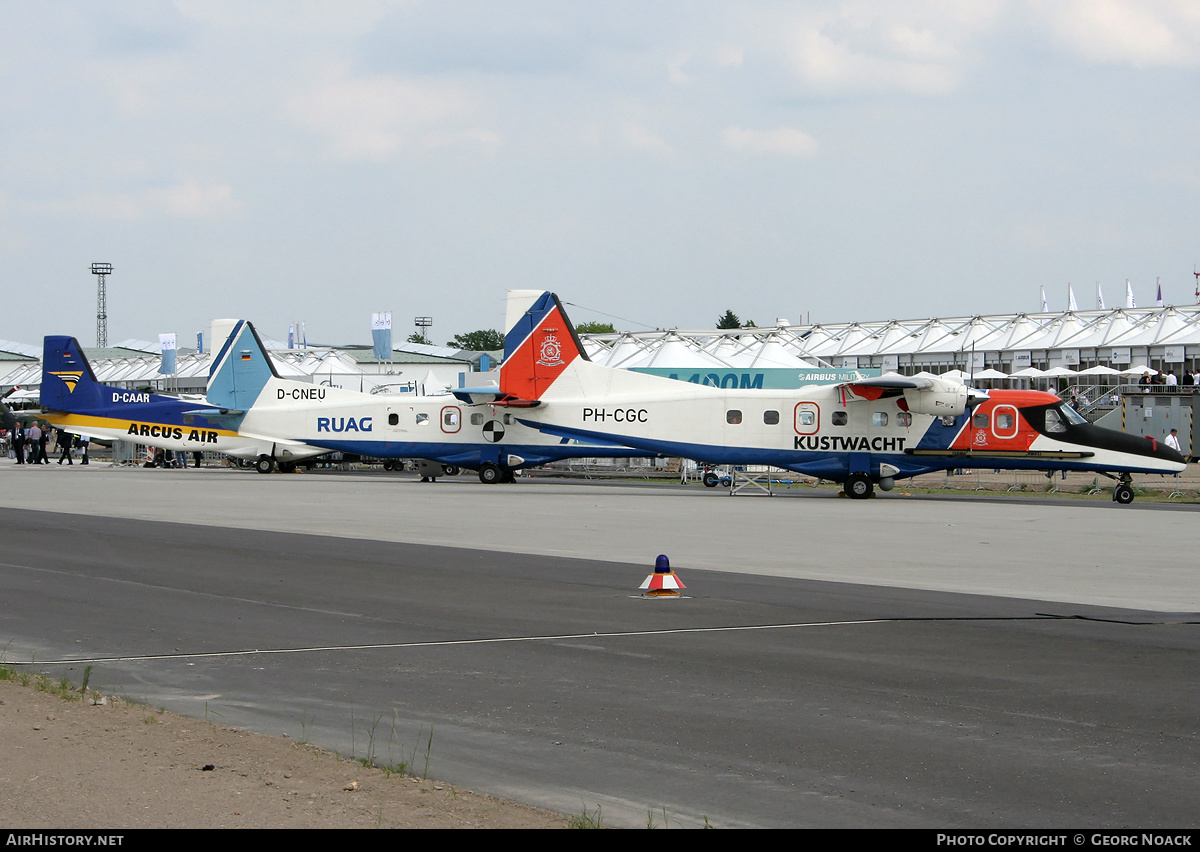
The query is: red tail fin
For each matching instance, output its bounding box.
[500,291,586,401]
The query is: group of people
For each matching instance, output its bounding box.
[5,422,88,465]
[1139,369,1200,390]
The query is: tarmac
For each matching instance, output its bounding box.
[1,461,1198,827]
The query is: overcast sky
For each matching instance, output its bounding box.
[2,1,1197,349]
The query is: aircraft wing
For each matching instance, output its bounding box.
[515,418,646,448]
[837,373,988,411]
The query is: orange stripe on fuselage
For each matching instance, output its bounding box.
[950,389,1058,452]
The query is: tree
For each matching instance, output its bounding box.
[449,329,504,351]
[575,321,616,335]
[407,332,431,345]
[716,310,742,329]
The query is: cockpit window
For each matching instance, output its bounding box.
[1059,404,1088,426]
[1044,409,1066,433]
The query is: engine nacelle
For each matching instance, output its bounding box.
[903,379,969,417]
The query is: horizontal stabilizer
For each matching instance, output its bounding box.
[183,407,245,422]
[451,389,541,407]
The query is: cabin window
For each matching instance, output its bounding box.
[996,412,1014,430]
[470,413,484,426]
[832,411,848,426]
[388,413,399,426]
[972,412,989,428]
[441,406,461,433]
[726,410,742,424]
[503,413,514,425]
[415,413,429,425]
[872,412,888,427]
[940,415,957,427]
[763,410,779,425]
[897,412,912,427]
[1044,409,1066,433]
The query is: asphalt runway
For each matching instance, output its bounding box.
[1,465,1198,827]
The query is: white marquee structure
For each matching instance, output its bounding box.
[582,305,1200,377]
[5,305,1200,402]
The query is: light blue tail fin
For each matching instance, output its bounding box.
[207,320,278,412]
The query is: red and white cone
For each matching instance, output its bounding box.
[639,554,686,597]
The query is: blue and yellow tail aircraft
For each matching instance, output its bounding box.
[39,335,329,468]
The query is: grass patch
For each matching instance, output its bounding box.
[0,661,90,701]
[565,803,604,829]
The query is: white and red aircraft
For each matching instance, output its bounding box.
[486,290,1186,502]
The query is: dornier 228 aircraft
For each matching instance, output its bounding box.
[495,290,1186,503]
[200,319,651,480]
[38,336,330,467]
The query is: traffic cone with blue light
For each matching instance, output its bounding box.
[639,554,686,597]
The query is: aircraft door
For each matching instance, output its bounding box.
[794,402,819,435]
[989,404,1035,450]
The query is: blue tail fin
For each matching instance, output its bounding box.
[41,336,106,412]
[207,320,279,411]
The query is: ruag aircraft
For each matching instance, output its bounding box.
[201,319,652,481]
[496,291,1186,503]
[39,336,329,469]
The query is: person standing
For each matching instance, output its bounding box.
[78,433,89,465]
[26,422,43,464]
[36,423,50,464]
[56,428,74,464]
[12,421,25,464]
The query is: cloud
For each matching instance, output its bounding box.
[287,69,498,159]
[722,126,819,158]
[786,23,960,96]
[147,178,242,218]
[26,178,242,220]
[1027,0,1200,68]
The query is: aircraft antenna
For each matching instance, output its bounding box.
[560,300,659,331]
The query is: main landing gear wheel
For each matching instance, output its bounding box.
[255,455,275,474]
[478,463,501,484]
[844,473,874,499]
[278,461,297,474]
[1113,483,1135,504]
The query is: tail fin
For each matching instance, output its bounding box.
[41,336,107,412]
[207,320,279,411]
[500,291,588,401]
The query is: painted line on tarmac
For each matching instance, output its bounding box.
[13,616,1071,666]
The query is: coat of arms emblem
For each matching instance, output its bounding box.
[537,331,564,367]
